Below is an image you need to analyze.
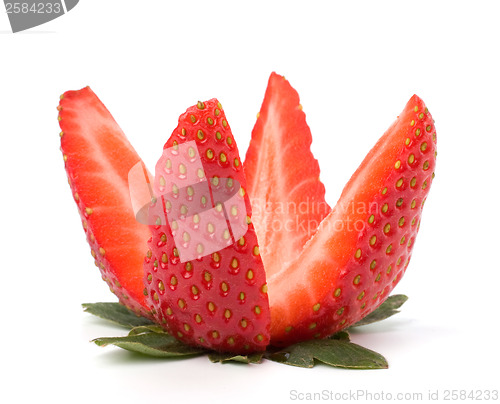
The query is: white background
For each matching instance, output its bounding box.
[1,1,499,403]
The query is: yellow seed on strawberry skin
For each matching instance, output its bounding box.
[313,303,321,312]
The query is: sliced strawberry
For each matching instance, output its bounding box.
[58,87,152,317]
[244,73,331,278]
[268,94,437,346]
[144,99,271,353]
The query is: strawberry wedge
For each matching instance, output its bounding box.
[58,87,152,317]
[144,99,271,353]
[268,94,437,346]
[245,73,331,279]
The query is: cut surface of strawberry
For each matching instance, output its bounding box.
[244,73,330,278]
[144,99,271,353]
[59,87,151,317]
[268,94,437,346]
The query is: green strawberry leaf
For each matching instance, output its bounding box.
[351,294,408,327]
[93,327,206,358]
[127,325,167,336]
[329,330,351,341]
[84,294,406,368]
[83,302,156,329]
[208,352,264,364]
[266,339,388,369]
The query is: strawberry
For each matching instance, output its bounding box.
[58,87,152,317]
[268,94,437,346]
[244,73,331,279]
[143,99,271,353]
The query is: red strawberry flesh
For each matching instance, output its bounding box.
[268,94,437,346]
[58,87,152,317]
[144,99,271,353]
[244,73,331,279]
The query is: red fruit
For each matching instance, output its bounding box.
[144,99,271,353]
[244,73,331,279]
[268,94,437,346]
[58,87,151,317]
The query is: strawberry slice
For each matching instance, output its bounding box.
[144,99,271,353]
[244,73,330,278]
[269,94,437,346]
[58,87,151,317]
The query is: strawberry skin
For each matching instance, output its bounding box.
[244,73,331,279]
[144,99,271,353]
[269,94,437,346]
[58,87,152,318]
